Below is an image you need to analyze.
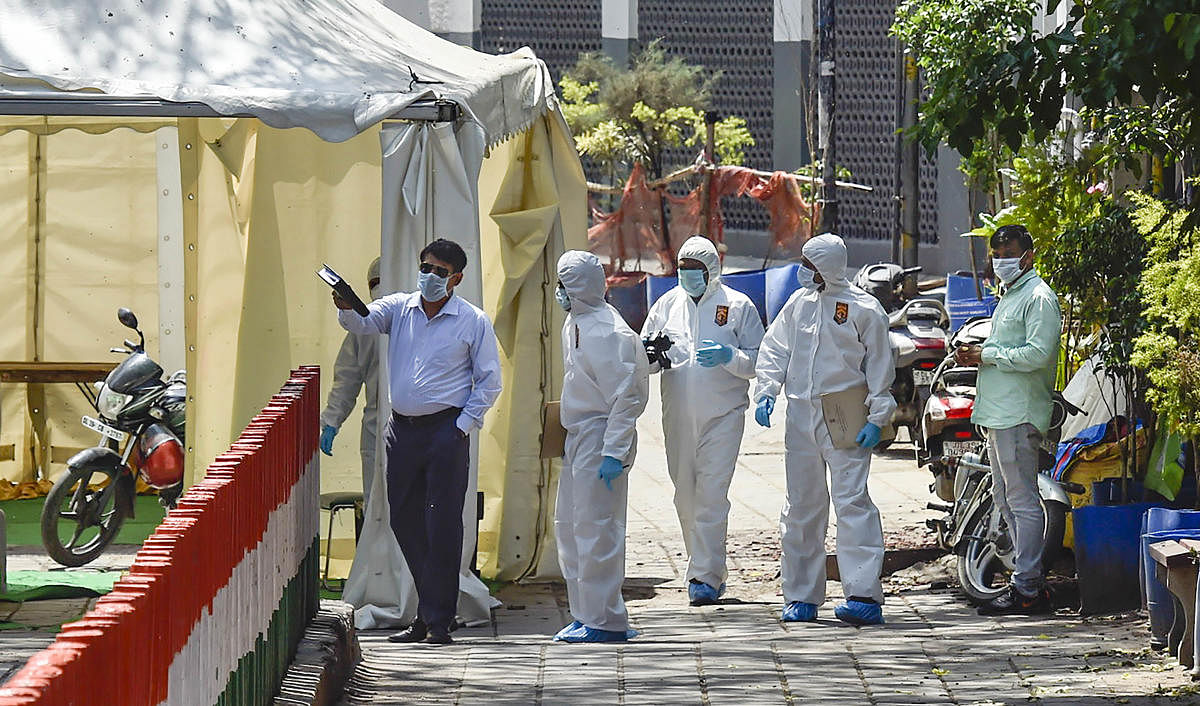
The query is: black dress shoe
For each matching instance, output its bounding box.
[977,586,1051,616]
[424,631,453,645]
[387,620,428,643]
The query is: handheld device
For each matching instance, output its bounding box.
[316,264,370,316]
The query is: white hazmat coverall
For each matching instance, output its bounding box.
[556,251,650,632]
[321,258,382,502]
[642,236,765,589]
[753,234,896,605]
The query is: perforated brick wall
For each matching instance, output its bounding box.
[835,0,939,242]
[480,0,602,82]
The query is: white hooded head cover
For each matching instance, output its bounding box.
[367,257,381,282]
[801,233,849,289]
[557,251,607,312]
[676,235,722,295]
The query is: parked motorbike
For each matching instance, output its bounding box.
[916,316,992,492]
[852,262,949,448]
[884,298,950,445]
[40,308,186,567]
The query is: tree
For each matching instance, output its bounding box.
[559,41,754,181]
[892,0,1200,221]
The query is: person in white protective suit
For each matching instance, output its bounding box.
[753,233,896,626]
[320,257,382,503]
[641,235,765,606]
[552,251,650,643]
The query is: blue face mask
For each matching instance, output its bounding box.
[991,254,1027,284]
[679,269,708,297]
[555,286,572,312]
[418,271,450,302]
[797,264,819,290]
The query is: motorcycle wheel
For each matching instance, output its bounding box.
[40,466,128,567]
[954,496,1067,605]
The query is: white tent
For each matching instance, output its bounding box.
[0,0,582,627]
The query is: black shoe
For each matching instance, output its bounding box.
[977,586,1051,616]
[424,630,453,645]
[387,620,428,643]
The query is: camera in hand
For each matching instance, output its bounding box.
[643,333,675,370]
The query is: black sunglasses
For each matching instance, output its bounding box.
[419,262,452,278]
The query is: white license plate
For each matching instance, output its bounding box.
[82,415,127,443]
[942,440,983,457]
[913,369,935,386]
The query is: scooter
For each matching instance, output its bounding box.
[884,298,950,446]
[40,308,186,567]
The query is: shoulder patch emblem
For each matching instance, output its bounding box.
[715,305,729,326]
[834,301,849,325]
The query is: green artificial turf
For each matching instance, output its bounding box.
[0,495,166,547]
[0,570,120,602]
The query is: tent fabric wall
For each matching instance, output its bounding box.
[0,127,161,482]
[476,110,588,581]
[188,119,382,486]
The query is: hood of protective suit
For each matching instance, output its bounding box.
[677,235,721,295]
[802,233,849,290]
[557,250,608,312]
[368,257,381,282]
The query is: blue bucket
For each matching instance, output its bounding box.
[1074,503,1159,615]
[1142,509,1200,648]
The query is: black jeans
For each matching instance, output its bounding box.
[385,408,469,633]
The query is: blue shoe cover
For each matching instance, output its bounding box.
[559,626,634,643]
[688,581,722,605]
[552,620,584,641]
[781,601,818,622]
[834,599,884,626]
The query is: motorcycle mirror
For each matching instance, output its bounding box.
[117,308,139,330]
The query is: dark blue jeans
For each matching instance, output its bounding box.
[385,408,469,634]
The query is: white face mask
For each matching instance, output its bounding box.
[418,271,450,302]
[369,284,382,301]
[797,264,819,290]
[992,253,1027,284]
[555,287,572,312]
[678,269,708,298]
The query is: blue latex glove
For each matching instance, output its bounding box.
[755,397,774,428]
[855,423,882,449]
[320,424,337,456]
[598,455,625,491]
[695,340,734,368]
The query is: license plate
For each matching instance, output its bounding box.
[913,369,935,386]
[82,415,127,443]
[942,440,983,457]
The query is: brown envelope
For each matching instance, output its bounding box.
[540,401,567,459]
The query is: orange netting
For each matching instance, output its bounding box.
[588,165,819,274]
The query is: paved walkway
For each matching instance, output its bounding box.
[342,379,1200,705]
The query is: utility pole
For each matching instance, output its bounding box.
[899,50,920,298]
[698,111,718,238]
[817,0,837,233]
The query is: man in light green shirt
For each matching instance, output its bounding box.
[956,224,1061,616]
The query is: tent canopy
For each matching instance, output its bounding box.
[0,0,554,144]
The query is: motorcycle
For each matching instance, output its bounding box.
[40,307,186,567]
[916,316,992,494]
[852,262,949,448]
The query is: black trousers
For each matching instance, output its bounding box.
[385,408,469,633]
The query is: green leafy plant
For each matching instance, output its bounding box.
[559,41,755,180]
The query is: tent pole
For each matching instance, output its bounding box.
[177,119,201,486]
[154,126,187,377]
[24,133,47,480]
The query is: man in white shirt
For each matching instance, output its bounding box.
[334,239,502,645]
